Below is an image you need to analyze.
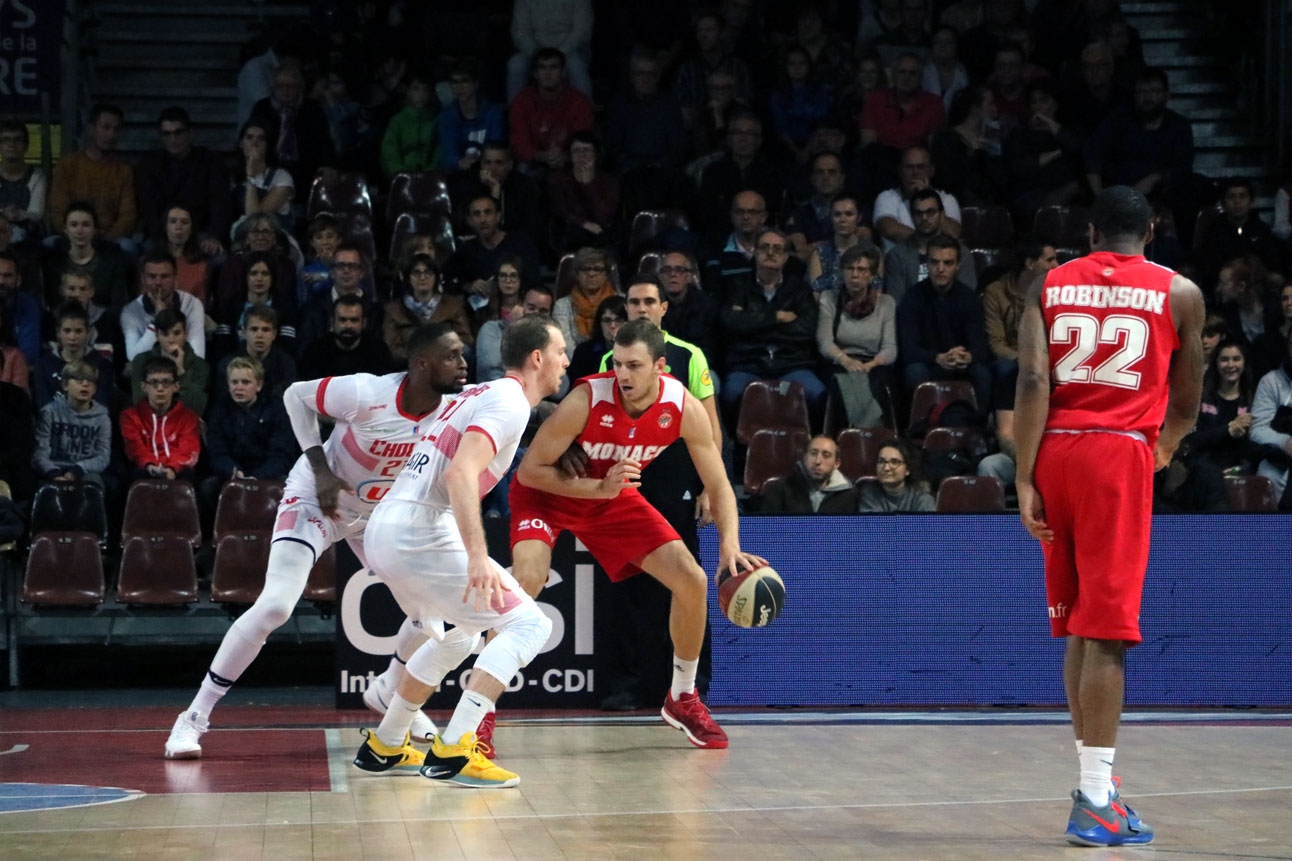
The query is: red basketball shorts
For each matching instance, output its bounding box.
[1034,431,1154,644]
[508,479,682,581]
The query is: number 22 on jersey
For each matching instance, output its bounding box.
[1051,312,1149,390]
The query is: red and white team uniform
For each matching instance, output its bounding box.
[366,377,535,631]
[1036,251,1179,644]
[509,372,688,580]
[278,372,449,565]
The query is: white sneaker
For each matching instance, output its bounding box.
[164,710,209,760]
[363,674,438,744]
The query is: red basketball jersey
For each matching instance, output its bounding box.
[1041,251,1179,443]
[576,372,686,481]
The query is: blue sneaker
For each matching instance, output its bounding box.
[1065,789,1155,847]
[1110,776,1148,831]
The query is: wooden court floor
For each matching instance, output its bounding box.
[1,698,1289,860]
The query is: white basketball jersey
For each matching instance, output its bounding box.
[382,377,530,510]
[283,372,449,512]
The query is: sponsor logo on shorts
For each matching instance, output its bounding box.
[1049,602,1067,619]
[516,517,554,540]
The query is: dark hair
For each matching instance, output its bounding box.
[333,241,366,265]
[244,250,277,293]
[65,199,99,227]
[308,213,342,238]
[55,301,91,327]
[406,322,456,357]
[1201,312,1229,340]
[880,438,931,493]
[237,117,278,165]
[532,47,567,71]
[481,139,512,159]
[333,293,365,316]
[595,294,627,327]
[400,252,440,286]
[87,104,124,126]
[839,243,881,274]
[141,355,178,383]
[925,233,962,262]
[139,250,178,274]
[1025,78,1059,105]
[1136,66,1170,89]
[164,205,203,262]
[501,315,558,369]
[1220,254,1268,302]
[0,119,29,147]
[811,150,844,172]
[157,106,191,127]
[1090,186,1152,241]
[781,45,815,84]
[947,84,990,127]
[448,58,480,81]
[909,188,943,212]
[1220,177,1255,198]
[153,307,185,333]
[244,302,279,329]
[626,273,665,302]
[1202,340,1256,405]
[568,130,601,156]
[613,318,666,361]
[1016,233,1051,267]
[523,284,555,305]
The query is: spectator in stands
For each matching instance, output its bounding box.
[605,50,688,180]
[1251,326,1292,505]
[127,307,210,417]
[1201,312,1230,366]
[858,51,945,179]
[297,214,340,306]
[977,236,1059,487]
[236,36,285,126]
[1187,341,1263,478]
[294,243,380,359]
[872,0,933,69]
[858,438,935,512]
[703,189,769,288]
[759,434,858,514]
[896,233,991,415]
[0,299,29,394]
[884,189,976,305]
[212,250,297,360]
[986,42,1031,134]
[1151,446,1230,513]
[1085,67,1193,203]
[158,206,213,308]
[794,3,855,95]
[448,194,542,305]
[121,252,205,363]
[718,227,825,424]
[922,26,968,113]
[231,118,295,237]
[203,356,296,487]
[213,304,297,403]
[857,0,905,53]
[872,145,962,252]
[507,0,594,101]
[786,153,852,261]
[1059,40,1127,137]
[806,194,871,294]
[818,243,898,428]
[46,104,136,248]
[508,48,595,174]
[568,294,626,384]
[0,249,40,365]
[439,60,506,173]
[832,52,886,136]
[120,355,201,482]
[32,303,115,411]
[468,141,545,255]
[134,107,232,253]
[249,63,338,202]
[930,84,1007,208]
[383,254,473,363]
[1003,79,1084,223]
[476,287,554,383]
[472,255,529,333]
[0,120,47,243]
[659,250,720,362]
[0,212,42,297]
[379,69,440,180]
[314,71,361,169]
[676,10,753,130]
[32,357,111,490]
[1195,178,1285,290]
[1215,256,1283,377]
[228,211,301,269]
[768,47,833,166]
[696,112,785,242]
[299,294,393,379]
[1254,282,1292,374]
[688,70,744,163]
[49,267,118,361]
[548,132,622,253]
[0,349,35,502]
[41,201,131,313]
[553,247,618,358]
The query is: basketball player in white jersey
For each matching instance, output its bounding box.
[351,315,566,788]
[164,324,469,760]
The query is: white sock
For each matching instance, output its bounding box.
[374,693,422,748]
[187,668,235,719]
[670,655,699,700]
[1079,746,1115,807]
[1075,739,1083,758]
[444,691,495,745]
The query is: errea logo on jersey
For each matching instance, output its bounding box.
[599,414,614,427]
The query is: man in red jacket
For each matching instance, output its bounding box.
[119,355,201,481]
[508,48,593,172]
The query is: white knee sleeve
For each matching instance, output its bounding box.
[405,626,483,688]
[472,603,552,687]
[392,617,430,663]
[233,539,316,639]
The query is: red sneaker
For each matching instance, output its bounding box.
[661,691,728,749]
[475,711,497,760]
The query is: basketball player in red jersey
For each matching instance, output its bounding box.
[510,319,764,749]
[1014,186,1204,847]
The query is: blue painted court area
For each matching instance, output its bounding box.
[0,783,143,814]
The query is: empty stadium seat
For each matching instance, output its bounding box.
[1192,203,1224,255]
[907,380,979,434]
[29,482,109,547]
[960,205,1015,250]
[386,170,452,225]
[735,380,811,446]
[121,480,202,548]
[922,426,988,455]
[743,428,811,495]
[836,427,897,481]
[1032,205,1090,257]
[22,532,105,606]
[307,172,372,220]
[116,535,199,605]
[214,479,285,541]
[211,533,271,605]
[388,211,456,264]
[935,475,1007,512]
[627,209,690,263]
[1224,474,1278,512]
[636,250,666,278]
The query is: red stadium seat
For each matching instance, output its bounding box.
[29,482,109,547]
[211,533,271,605]
[922,426,987,455]
[835,427,896,481]
[907,380,979,434]
[307,172,372,220]
[388,211,456,265]
[116,535,199,605]
[121,480,202,548]
[627,209,690,264]
[1224,474,1277,512]
[1032,205,1090,257]
[22,532,104,606]
[214,479,285,541]
[935,475,1006,512]
[735,380,811,446]
[743,428,811,495]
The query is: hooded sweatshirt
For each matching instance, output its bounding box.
[32,394,112,478]
[119,399,201,472]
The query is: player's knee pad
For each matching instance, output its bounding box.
[392,616,430,663]
[472,603,552,685]
[236,539,316,636]
[404,626,483,688]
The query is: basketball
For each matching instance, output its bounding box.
[717,565,785,628]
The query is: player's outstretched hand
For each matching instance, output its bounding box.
[556,443,589,478]
[1017,480,1054,543]
[717,548,769,585]
[314,466,354,519]
[598,457,641,497]
[463,557,511,612]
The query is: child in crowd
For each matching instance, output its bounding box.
[127,308,209,416]
[33,359,112,488]
[32,302,116,410]
[297,214,342,306]
[119,356,201,482]
[380,69,439,179]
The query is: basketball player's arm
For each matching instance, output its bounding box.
[284,378,352,517]
[680,394,767,579]
[517,385,642,498]
[1155,274,1206,470]
[1012,271,1054,543]
[443,430,511,611]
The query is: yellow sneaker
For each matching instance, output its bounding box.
[421,732,519,788]
[352,729,425,773]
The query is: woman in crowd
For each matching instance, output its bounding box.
[41,201,130,312]
[858,439,936,513]
[769,46,832,164]
[548,132,621,253]
[0,120,46,242]
[1216,255,1282,377]
[807,193,870,293]
[1188,340,1264,477]
[1003,79,1083,223]
[231,118,295,235]
[567,294,626,384]
[816,244,898,428]
[162,205,213,307]
[212,250,298,358]
[553,247,618,357]
[382,254,473,362]
[922,26,969,111]
[931,84,1006,207]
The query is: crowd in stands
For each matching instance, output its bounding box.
[2,0,1292,539]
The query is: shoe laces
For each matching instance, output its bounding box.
[474,738,495,759]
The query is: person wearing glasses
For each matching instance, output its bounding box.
[857,439,935,512]
[383,254,474,363]
[872,144,962,252]
[883,187,976,305]
[119,355,201,483]
[659,251,720,362]
[817,244,898,428]
[295,244,383,363]
[120,251,206,362]
[134,106,231,252]
[552,246,617,358]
